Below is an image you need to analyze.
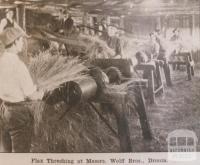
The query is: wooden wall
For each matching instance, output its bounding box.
[124,16,156,38]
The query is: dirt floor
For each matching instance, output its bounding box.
[129,64,200,152]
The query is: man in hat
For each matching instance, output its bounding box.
[170,28,184,70]
[145,32,160,60]
[170,28,181,42]
[154,28,173,86]
[0,27,44,152]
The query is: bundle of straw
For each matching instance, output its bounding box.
[28,51,90,137]
[29,50,89,92]
[79,34,115,59]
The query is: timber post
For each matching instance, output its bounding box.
[111,100,132,152]
[134,83,153,140]
[148,69,155,104]
[97,91,133,152]
[186,55,192,81]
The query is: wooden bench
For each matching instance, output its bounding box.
[92,58,161,104]
[169,51,194,80]
[134,61,164,104]
[89,68,152,152]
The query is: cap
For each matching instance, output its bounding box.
[0,27,27,46]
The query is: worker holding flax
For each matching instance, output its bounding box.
[155,28,173,86]
[170,28,183,70]
[145,32,160,60]
[0,27,44,152]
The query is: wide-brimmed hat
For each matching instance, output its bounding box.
[0,27,27,46]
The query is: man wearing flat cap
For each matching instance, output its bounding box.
[0,27,44,152]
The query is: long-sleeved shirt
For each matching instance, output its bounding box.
[0,51,36,103]
[144,40,160,59]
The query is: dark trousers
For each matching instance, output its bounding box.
[0,102,33,152]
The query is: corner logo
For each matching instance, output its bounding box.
[166,129,198,161]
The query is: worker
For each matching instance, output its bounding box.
[99,18,108,40]
[170,28,183,70]
[114,36,123,58]
[135,51,148,64]
[60,11,74,36]
[145,32,160,61]
[155,28,173,86]
[0,9,30,63]
[170,28,182,42]
[61,12,75,56]
[170,28,183,54]
[0,27,45,152]
[0,9,18,32]
[93,17,99,35]
[65,14,74,34]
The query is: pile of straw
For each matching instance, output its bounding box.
[31,101,120,153]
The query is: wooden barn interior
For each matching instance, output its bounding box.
[0,0,200,153]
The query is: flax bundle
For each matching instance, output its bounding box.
[80,34,115,59]
[29,50,89,92]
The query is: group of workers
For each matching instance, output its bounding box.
[51,13,123,58]
[0,7,184,153]
[0,9,45,152]
[136,27,183,86]
[142,28,182,62]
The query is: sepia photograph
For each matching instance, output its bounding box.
[0,0,199,159]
